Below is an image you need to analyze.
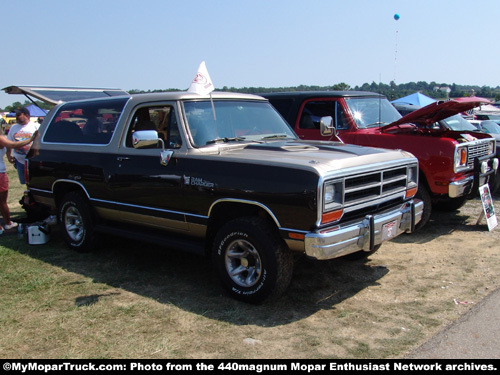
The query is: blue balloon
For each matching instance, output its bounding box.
[394,13,400,20]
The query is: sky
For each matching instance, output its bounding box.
[1,0,498,109]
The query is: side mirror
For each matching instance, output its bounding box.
[132,130,160,149]
[132,130,174,166]
[320,116,336,136]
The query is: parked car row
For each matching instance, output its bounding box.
[2,85,498,303]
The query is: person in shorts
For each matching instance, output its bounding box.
[0,128,38,232]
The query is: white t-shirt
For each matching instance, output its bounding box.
[7,121,39,164]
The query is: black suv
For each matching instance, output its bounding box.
[22,90,422,303]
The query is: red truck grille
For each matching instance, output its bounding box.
[467,142,491,169]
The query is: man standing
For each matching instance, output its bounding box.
[6,107,39,185]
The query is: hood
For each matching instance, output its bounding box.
[383,97,492,130]
[214,140,415,175]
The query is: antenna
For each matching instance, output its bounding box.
[393,13,400,94]
[392,13,400,101]
[379,73,382,124]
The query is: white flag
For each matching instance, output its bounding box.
[187,61,214,95]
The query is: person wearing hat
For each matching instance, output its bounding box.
[6,107,40,185]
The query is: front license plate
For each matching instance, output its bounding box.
[382,220,398,241]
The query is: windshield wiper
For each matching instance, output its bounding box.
[365,121,388,128]
[261,134,290,140]
[205,137,246,145]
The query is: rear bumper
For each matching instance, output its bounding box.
[303,199,423,260]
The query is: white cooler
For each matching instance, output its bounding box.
[27,224,50,245]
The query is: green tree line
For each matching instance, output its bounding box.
[219,81,500,102]
[132,81,500,102]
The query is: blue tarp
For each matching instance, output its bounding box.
[26,104,48,117]
[391,92,436,106]
[5,105,48,118]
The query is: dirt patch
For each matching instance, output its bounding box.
[1,189,499,359]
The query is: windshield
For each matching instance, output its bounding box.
[480,120,500,134]
[477,114,500,123]
[344,97,402,128]
[184,100,296,147]
[440,114,477,131]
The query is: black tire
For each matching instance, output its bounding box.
[344,244,381,260]
[59,191,97,253]
[414,182,432,231]
[212,217,294,304]
[433,196,467,212]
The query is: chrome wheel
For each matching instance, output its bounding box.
[225,239,262,287]
[64,206,85,242]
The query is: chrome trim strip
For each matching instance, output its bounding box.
[90,197,208,220]
[52,180,90,198]
[208,198,281,227]
[280,227,308,234]
[31,182,208,221]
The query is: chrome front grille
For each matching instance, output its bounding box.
[344,166,408,208]
[467,141,491,168]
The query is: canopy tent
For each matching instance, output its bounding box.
[391,92,436,106]
[5,104,48,118]
[475,104,500,113]
[25,104,48,117]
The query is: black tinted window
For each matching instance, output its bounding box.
[44,98,128,144]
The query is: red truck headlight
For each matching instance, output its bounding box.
[455,146,468,171]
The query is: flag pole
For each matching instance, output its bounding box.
[210,92,216,123]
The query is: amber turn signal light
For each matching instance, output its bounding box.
[405,187,418,199]
[321,209,343,225]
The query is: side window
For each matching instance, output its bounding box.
[299,101,335,130]
[126,105,182,149]
[335,104,349,130]
[44,98,127,144]
[299,100,349,130]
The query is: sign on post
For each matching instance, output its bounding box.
[479,184,497,231]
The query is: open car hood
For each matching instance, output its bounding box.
[2,85,129,106]
[383,97,492,130]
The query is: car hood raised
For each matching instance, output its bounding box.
[383,97,492,130]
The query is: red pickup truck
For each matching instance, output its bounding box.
[263,92,498,229]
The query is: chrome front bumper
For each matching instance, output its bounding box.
[449,157,499,198]
[304,200,423,260]
[449,175,474,198]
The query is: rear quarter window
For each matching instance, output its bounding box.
[43,98,128,145]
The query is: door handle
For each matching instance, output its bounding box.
[117,156,130,161]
